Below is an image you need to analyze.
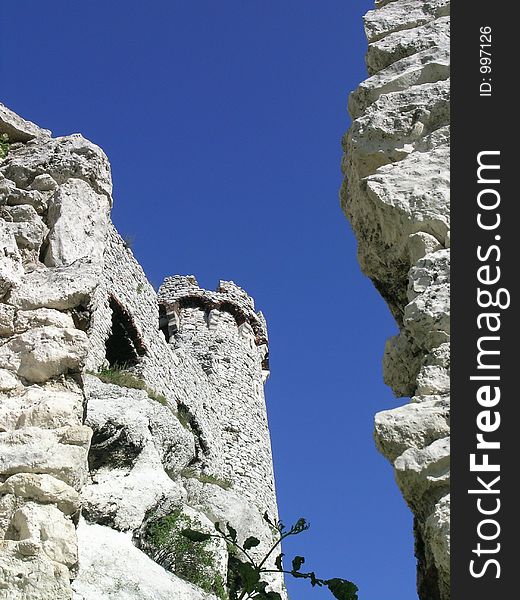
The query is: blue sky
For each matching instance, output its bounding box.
[2,2,417,599]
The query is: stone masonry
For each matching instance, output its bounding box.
[157,276,276,514]
[0,103,284,600]
[340,2,450,599]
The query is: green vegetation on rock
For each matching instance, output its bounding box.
[90,367,168,406]
[181,513,359,600]
[181,467,233,490]
[145,509,228,599]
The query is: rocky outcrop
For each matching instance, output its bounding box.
[340,2,450,599]
[1,104,284,599]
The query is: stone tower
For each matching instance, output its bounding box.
[158,275,276,515]
[1,105,286,599]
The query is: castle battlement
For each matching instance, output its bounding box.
[158,275,268,348]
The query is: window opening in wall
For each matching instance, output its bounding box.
[105,296,146,367]
[159,305,170,342]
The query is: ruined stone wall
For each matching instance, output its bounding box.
[340,2,450,599]
[0,103,284,600]
[158,276,276,515]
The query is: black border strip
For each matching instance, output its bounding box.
[452,4,517,597]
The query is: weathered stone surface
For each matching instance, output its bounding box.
[383,332,422,397]
[375,396,449,462]
[7,262,99,310]
[0,221,23,297]
[0,103,51,142]
[0,473,81,515]
[341,2,450,598]
[29,174,58,192]
[0,541,71,600]
[424,494,450,599]
[0,426,91,490]
[0,326,88,383]
[349,47,449,119]
[395,437,450,515]
[45,179,109,267]
[0,304,15,336]
[344,80,450,179]
[0,205,49,251]
[16,388,84,430]
[0,369,22,392]
[0,178,47,213]
[367,17,450,74]
[14,308,75,333]
[82,378,193,531]
[1,135,112,199]
[405,250,450,350]
[0,386,83,432]
[72,520,215,600]
[11,501,77,568]
[364,0,450,43]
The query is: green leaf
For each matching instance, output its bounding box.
[237,561,260,592]
[226,523,238,542]
[325,578,359,600]
[292,518,310,534]
[291,556,305,572]
[243,536,261,550]
[253,587,281,600]
[180,528,211,542]
[263,512,273,526]
[228,555,242,576]
[255,581,268,593]
[214,521,223,533]
[274,553,284,571]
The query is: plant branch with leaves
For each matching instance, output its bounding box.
[181,512,358,600]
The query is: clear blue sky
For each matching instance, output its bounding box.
[2,2,417,599]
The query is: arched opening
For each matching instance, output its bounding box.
[105,296,146,368]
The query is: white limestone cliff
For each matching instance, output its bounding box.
[0,103,284,600]
[340,2,450,599]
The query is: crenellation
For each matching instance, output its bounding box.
[158,275,268,347]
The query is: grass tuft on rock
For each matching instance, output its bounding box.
[91,367,168,406]
[181,468,233,490]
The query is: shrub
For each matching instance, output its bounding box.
[145,509,227,598]
[182,513,358,600]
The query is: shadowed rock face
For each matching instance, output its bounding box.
[1,107,284,600]
[340,1,450,599]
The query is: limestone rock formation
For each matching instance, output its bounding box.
[340,2,450,599]
[0,103,284,600]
